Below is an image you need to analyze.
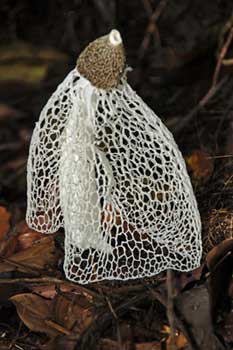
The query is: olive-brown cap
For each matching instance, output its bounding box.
[77,30,126,90]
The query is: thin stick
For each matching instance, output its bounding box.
[174,25,233,133]
[139,0,168,57]
[0,276,104,300]
[207,155,233,159]
[167,269,176,350]
[174,77,228,133]
[212,26,233,86]
[0,276,65,284]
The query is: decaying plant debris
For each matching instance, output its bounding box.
[0,1,233,350]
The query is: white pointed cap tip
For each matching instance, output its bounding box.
[109,29,122,46]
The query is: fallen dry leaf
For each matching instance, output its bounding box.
[0,206,11,240]
[205,239,233,323]
[136,342,161,350]
[0,236,60,274]
[53,293,95,335]
[206,238,233,270]
[10,293,62,337]
[16,220,45,250]
[161,325,188,350]
[186,150,214,182]
[0,235,18,258]
[31,283,70,299]
[18,231,45,250]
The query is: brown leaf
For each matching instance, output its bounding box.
[136,341,161,350]
[16,220,45,250]
[10,293,61,337]
[0,235,18,258]
[162,325,188,350]
[0,206,11,240]
[31,283,69,299]
[206,238,233,270]
[186,150,214,182]
[53,293,95,335]
[18,231,45,250]
[205,239,233,322]
[0,236,60,274]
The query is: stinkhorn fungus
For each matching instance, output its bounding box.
[26,29,202,284]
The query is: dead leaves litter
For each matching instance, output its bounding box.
[0,236,60,274]
[186,149,214,182]
[10,291,97,340]
[10,293,67,337]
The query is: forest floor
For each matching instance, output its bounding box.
[0,1,233,349]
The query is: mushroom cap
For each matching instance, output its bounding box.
[77,29,126,90]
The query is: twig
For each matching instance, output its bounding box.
[212,25,233,86]
[217,11,233,58]
[105,296,118,319]
[9,319,23,350]
[167,269,176,350]
[173,77,228,133]
[103,295,122,349]
[0,276,104,300]
[174,24,233,133]
[0,276,65,284]
[0,256,41,276]
[45,319,71,335]
[207,155,233,159]
[142,0,168,22]
[139,0,168,58]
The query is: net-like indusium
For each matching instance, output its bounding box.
[26,31,202,284]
